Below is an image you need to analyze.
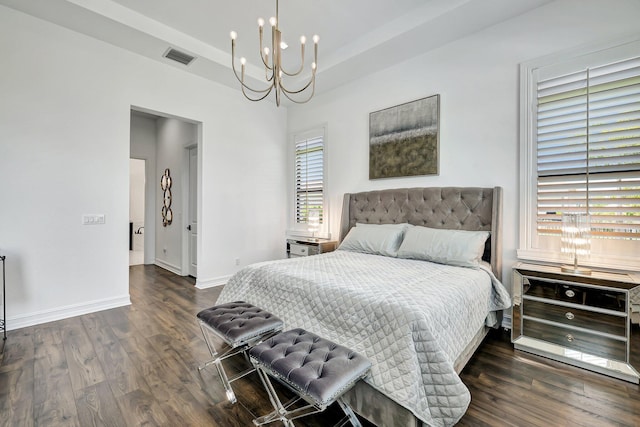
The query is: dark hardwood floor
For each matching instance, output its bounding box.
[1,265,639,426]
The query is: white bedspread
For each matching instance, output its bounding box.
[217,250,511,426]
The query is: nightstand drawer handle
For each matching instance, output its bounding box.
[566,334,575,343]
[565,312,575,320]
[565,289,576,298]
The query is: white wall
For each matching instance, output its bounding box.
[287,0,640,289]
[0,6,287,328]
[130,113,158,264]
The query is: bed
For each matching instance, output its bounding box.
[217,187,512,427]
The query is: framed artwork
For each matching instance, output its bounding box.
[369,94,440,179]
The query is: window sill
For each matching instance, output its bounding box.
[517,248,640,273]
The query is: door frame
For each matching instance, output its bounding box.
[181,136,200,278]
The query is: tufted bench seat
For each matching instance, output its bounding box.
[196,301,283,404]
[249,328,371,427]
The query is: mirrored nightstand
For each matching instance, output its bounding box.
[286,238,337,258]
[512,262,640,383]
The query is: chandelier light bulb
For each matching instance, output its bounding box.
[280,41,288,50]
[257,18,264,27]
[312,62,316,70]
[300,35,306,44]
[240,57,246,65]
[230,31,237,40]
[264,47,270,56]
[312,35,319,44]
[269,17,277,26]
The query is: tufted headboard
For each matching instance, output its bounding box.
[339,187,503,280]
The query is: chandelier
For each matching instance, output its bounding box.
[230,0,319,106]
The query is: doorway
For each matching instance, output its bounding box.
[129,158,145,266]
[129,108,200,280]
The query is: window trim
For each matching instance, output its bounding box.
[288,124,329,239]
[517,35,640,271]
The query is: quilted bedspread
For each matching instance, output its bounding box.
[217,250,511,426]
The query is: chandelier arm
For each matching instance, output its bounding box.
[231,64,274,94]
[239,78,274,95]
[279,72,316,95]
[258,26,274,71]
[265,67,275,83]
[261,54,273,71]
[281,79,316,104]
[280,43,306,77]
[241,83,275,102]
[231,43,276,94]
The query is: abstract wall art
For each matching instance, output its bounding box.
[369,94,440,179]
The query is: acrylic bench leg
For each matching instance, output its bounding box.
[337,397,362,427]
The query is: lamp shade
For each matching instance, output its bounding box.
[560,212,591,274]
[308,209,320,239]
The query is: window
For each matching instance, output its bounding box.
[519,37,640,270]
[291,126,327,236]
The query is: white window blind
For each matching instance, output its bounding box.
[295,135,324,224]
[536,56,640,240]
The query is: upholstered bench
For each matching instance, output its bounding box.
[196,301,284,404]
[249,328,371,427]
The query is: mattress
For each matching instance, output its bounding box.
[217,250,511,426]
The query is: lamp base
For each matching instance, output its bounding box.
[561,265,592,275]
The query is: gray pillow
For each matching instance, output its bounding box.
[397,226,489,267]
[339,224,408,257]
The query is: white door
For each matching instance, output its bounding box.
[188,146,198,277]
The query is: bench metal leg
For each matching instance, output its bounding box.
[337,397,362,427]
[198,321,219,370]
[253,366,297,427]
[253,365,363,427]
[198,319,285,406]
[197,321,249,404]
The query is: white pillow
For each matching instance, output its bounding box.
[397,226,489,268]
[339,224,408,257]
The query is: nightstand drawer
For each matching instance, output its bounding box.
[289,243,310,257]
[524,276,626,312]
[523,299,626,337]
[286,239,337,258]
[523,318,626,361]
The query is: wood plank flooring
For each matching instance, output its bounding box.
[1,264,639,426]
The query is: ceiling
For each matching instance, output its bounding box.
[1,0,552,104]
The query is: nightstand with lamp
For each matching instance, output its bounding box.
[512,213,640,383]
[286,209,337,257]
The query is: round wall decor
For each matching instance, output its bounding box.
[161,168,173,226]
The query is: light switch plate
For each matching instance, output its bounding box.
[83,214,106,225]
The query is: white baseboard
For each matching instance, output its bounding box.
[154,259,182,275]
[196,275,231,289]
[7,294,131,331]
